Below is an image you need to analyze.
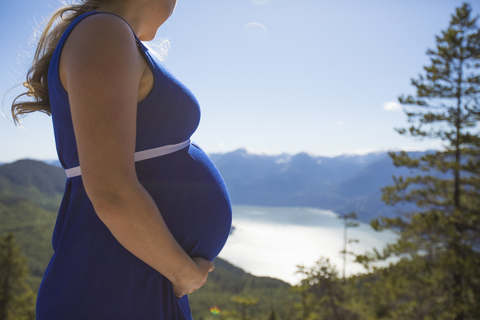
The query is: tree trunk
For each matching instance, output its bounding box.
[453,60,464,320]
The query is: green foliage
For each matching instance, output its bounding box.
[352,256,452,319]
[0,234,36,320]
[267,309,277,320]
[0,161,62,292]
[294,257,363,320]
[0,160,62,318]
[0,160,65,211]
[356,2,480,319]
[0,160,65,265]
[0,202,56,291]
[230,295,259,320]
[188,259,292,320]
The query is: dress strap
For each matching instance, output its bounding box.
[65,140,191,178]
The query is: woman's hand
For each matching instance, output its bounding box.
[172,257,214,298]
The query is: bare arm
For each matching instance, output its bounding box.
[61,14,211,297]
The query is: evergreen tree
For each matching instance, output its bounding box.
[358,3,480,319]
[296,257,360,320]
[0,233,36,320]
[290,274,317,320]
[267,309,277,320]
[230,296,259,320]
[338,212,359,281]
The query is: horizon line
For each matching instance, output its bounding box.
[0,146,443,164]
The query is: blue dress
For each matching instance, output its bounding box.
[36,11,232,320]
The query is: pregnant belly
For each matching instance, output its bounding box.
[135,143,232,261]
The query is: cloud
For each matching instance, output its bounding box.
[383,101,402,111]
[143,38,171,61]
[341,147,391,156]
[244,146,282,156]
[339,145,439,156]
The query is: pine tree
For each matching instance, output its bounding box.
[295,257,360,320]
[267,309,277,320]
[338,212,359,281]
[0,233,36,320]
[359,3,480,319]
[230,296,259,320]
[291,267,318,320]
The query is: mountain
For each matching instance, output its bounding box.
[209,148,439,222]
[39,148,440,222]
[0,160,66,289]
[0,159,65,211]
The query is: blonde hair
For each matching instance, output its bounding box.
[10,0,124,125]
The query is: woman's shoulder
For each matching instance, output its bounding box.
[59,11,145,95]
[64,12,137,51]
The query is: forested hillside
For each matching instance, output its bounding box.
[0,160,63,289]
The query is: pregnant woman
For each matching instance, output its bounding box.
[11,0,232,319]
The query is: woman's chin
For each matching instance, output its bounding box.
[139,32,156,42]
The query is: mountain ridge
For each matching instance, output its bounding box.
[3,148,441,222]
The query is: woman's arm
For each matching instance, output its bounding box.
[61,14,211,297]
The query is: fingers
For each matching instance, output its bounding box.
[174,284,201,298]
[172,257,215,298]
[173,284,185,298]
[192,257,215,273]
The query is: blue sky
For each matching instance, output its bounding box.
[1,0,478,162]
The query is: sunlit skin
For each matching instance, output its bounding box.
[98,0,177,41]
[58,0,214,298]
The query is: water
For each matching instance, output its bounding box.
[218,205,397,285]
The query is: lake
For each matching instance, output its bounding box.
[217,205,397,285]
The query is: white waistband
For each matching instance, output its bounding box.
[65,139,191,178]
